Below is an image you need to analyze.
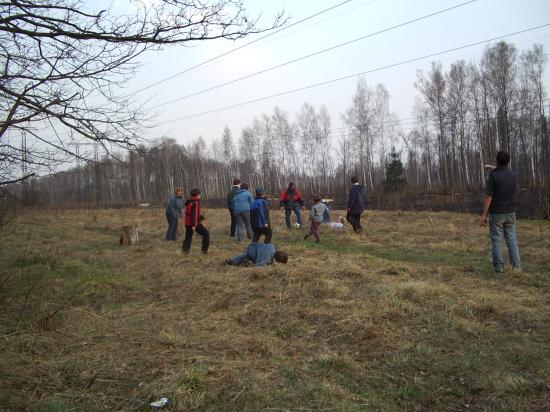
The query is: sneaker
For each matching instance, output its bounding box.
[224,258,234,265]
[182,249,190,255]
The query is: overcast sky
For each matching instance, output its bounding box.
[117,0,550,150]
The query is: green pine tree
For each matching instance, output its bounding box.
[383,147,407,192]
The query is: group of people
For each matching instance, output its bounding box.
[164,150,521,273]
[163,177,367,266]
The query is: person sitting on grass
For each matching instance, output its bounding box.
[224,243,288,267]
[304,194,326,243]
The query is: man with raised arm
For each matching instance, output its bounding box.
[480,151,521,273]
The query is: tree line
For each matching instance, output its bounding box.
[22,41,549,208]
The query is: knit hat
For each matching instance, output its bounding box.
[255,187,265,194]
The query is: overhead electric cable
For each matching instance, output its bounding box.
[159,23,550,124]
[148,0,477,110]
[126,0,355,97]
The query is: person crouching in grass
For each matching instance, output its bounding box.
[182,188,209,254]
[304,194,327,243]
[224,243,288,267]
[250,187,272,243]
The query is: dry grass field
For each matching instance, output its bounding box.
[0,208,549,411]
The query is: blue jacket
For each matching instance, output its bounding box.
[347,184,367,214]
[250,197,270,229]
[232,189,254,215]
[165,195,183,217]
[245,243,276,266]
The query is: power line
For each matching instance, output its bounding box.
[148,0,477,110]
[159,23,550,124]
[126,0,355,97]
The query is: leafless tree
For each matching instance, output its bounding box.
[0,0,285,185]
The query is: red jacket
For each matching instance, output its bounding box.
[184,196,201,226]
[279,187,305,210]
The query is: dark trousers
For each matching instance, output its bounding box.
[165,214,179,240]
[252,227,272,243]
[347,212,363,232]
[307,221,321,241]
[182,224,209,252]
[229,208,236,237]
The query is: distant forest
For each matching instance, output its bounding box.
[25,41,549,208]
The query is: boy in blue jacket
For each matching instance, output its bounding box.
[250,187,272,243]
[224,243,288,267]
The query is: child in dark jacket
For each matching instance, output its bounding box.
[347,176,368,233]
[250,187,272,243]
[182,188,209,254]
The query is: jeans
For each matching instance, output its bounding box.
[182,224,209,252]
[165,213,179,240]
[228,208,236,237]
[285,206,303,228]
[489,212,521,272]
[235,211,253,242]
[253,227,272,243]
[227,253,249,265]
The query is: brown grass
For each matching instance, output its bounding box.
[0,208,549,411]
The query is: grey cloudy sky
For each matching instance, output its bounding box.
[94,0,550,149]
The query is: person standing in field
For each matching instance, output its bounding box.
[304,194,327,243]
[165,187,184,241]
[232,182,254,243]
[347,176,368,233]
[480,151,521,273]
[250,187,272,243]
[226,179,241,237]
[279,182,305,228]
[182,188,209,254]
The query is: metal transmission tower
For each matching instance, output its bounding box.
[67,135,100,206]
[20,128,37,203]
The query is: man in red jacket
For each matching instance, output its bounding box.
[182,188,209,254]
[279,182,305,229]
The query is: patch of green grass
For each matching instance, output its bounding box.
[312,354,350,374]
[39,399,77,412]
[304,238,490,272]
